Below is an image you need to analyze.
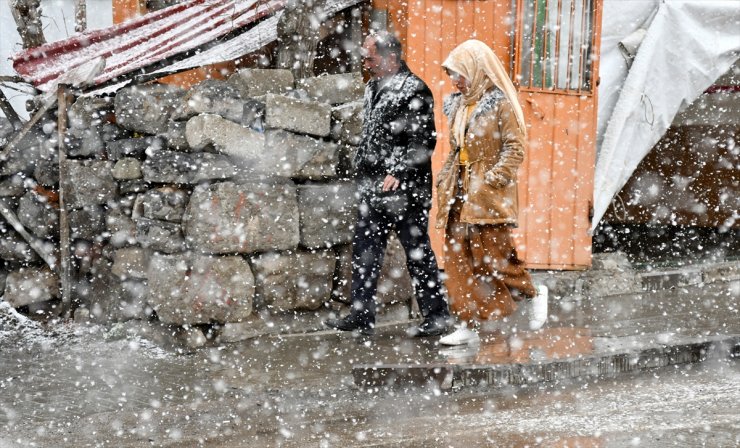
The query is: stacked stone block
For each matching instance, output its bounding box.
[0,68,414,336]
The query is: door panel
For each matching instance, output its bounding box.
[513,0,601,270]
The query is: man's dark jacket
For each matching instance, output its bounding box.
[355,62,437,210]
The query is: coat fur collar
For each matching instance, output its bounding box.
[443,88,505,124]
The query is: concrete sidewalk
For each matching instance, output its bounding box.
[347,259,740,390]
[294,256,738,391]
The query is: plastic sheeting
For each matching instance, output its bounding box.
[592,0,740,231]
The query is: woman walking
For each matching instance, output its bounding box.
[436,40,548,346]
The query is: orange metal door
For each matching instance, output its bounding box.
[513,0,602,269]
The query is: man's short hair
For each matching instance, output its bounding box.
[371,31,402,63]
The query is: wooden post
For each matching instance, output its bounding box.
[0,95,57,163]
[0,201,57,269]
[8,0,47,49]
[57,85,73,318]
[276,0,327,79]
[0,87,22,127]
[74,0,87,33]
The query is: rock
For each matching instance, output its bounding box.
[265,130,339,180]
[0,175,25,197]
[297,182,357,249]
[264,94,331,137]
[63,160,117,209]
[186,115,338,179]
[134,187,188,222]
[294,250,336,310]
[0,117,14,147]
[136,217,186,254]
[228,68,294,98]
[112,158,143,180]
[185,114,265,171]
[87,258,150,322]
[242,99,265,130]
[147,253,255,325]
[331,101,363,146]
[106,207,137,247]
[69,123,132,159]
[162,120,190,151]
[112,247,151,279]
[74,307,91,323]
[115,84,186,134]
[68,96,115,130]
[119,180,149,195]
[250,251,295,311]
[107,136,164,161]
[174,79,245,122]
[0,269,6,293]
[297,72,364,105]
[17,191,58,239]
[250,249,335,311]
[1,128,54,176]
[69,205,105,241]
[67,128,101,159]
[34,158,59,187]
[180,327,207,349]
[142,150,236,184]
[184,181,299,254]
[216,317,269,343]
[3,267,59,308]
[65,118,129,159]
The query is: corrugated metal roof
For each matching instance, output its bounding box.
[12,0,365,92]
[150,0,362,78]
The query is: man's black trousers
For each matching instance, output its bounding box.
[350,198,449,326]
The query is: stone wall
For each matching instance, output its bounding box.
[0,70,413,336]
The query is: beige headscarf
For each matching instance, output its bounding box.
[442,39,527,148]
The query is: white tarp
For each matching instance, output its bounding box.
[592,0,740,231]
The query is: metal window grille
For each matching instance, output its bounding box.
[516,0,596,93]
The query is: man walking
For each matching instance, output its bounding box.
[325,31,450,337]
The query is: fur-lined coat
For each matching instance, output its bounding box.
[435,88,526,229]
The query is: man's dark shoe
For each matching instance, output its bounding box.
[410,316,450,337]
[324,314,375,336]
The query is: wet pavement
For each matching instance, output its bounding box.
[0,279,738,447]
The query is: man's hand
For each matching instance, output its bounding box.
[382,174,400,192]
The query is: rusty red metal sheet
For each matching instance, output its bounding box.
[12,0,285,92]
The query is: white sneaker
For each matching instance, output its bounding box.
[529,285,549,330]
[439,326,480,346]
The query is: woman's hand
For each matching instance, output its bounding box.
[484,170,509,188]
